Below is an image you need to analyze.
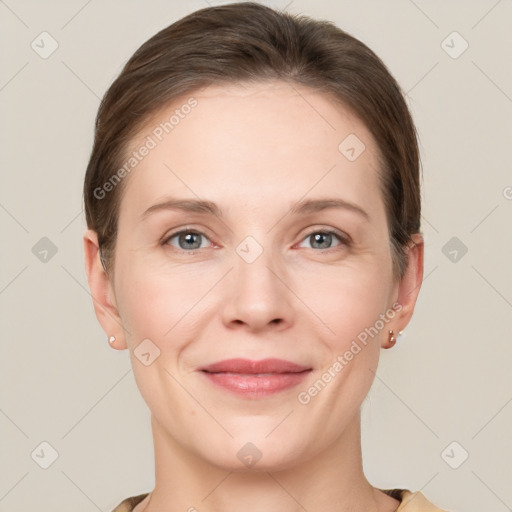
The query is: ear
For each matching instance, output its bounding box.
[83,229,127,350]
[382,233,424,348]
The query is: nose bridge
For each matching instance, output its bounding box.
[223,233,294,331]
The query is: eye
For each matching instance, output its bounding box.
[297,229,349,251]
[162,227,349,253]
[163,229,212,251]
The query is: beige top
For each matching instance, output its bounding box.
[112,489,450,511]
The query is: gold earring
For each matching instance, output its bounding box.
[388,330,396,348]
[108,335,116,344]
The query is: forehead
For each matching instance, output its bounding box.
[118,80,384,223]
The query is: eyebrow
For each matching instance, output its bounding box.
[140,197,369,221]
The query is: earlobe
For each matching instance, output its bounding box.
[83,229,128,350]
[383,234,424,348]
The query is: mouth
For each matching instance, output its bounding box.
[198,358,312,398]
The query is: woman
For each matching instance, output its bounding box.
[83,3,449,511]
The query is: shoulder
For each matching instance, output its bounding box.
[112,489,451,512]
[388,489,451,512]
[111,492,150,512]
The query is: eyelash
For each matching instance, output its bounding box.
[161,227,351,254]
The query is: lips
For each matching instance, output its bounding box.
[199,358,312,397]
[200,358,311,374]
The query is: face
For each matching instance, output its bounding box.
[86,80,420,472]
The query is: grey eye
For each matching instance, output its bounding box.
[299,231,343,250]
[166,231,210,251]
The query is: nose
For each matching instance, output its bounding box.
[221,242,295,333]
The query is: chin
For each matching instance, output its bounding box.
[198,434,309,473]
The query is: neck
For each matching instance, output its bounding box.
[137,412,398,512]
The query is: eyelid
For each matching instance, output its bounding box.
[301,225,351,243]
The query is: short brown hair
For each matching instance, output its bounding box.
[84,1,421,279]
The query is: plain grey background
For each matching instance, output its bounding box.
[1,1,511,511]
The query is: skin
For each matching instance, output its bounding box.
[84,80,423,512]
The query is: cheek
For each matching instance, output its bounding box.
[295,267,391,428]
[113,260,199,424]
[113,254,200,342]
[301,258,393,345]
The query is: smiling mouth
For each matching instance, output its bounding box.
[199,357,311,374]
[203,371,309,376]
[198,358,312,397]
